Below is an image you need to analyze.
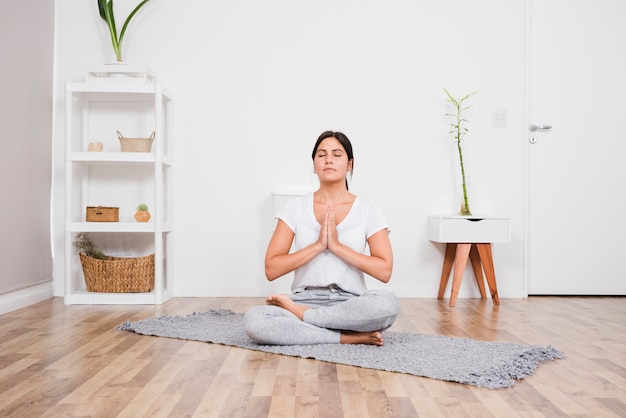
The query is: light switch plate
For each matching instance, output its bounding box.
[493,108,507,128]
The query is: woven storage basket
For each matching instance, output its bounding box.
[117,131,155,152]
[86,206,119,222]
[79,252,155,293]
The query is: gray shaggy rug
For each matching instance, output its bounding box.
[117,309,564,389]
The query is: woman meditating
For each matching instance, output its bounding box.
[243,130,399,346]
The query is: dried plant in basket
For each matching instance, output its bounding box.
[73,232,109,260]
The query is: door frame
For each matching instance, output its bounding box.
[522,0,532,297]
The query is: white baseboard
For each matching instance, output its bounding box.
[172,284,525,299]
[0,283,54,315]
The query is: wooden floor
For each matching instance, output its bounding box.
[0,296,624,417]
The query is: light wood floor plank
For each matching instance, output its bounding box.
[192,372,238,418]
[267,395,296,418]
[0,296,624,417]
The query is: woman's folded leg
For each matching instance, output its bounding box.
[301,289,400,332]
[243,305,341,345]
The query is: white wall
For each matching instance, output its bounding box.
[52,0,527,299]
[0,0,55,313]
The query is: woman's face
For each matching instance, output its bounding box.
[313,137,353,184]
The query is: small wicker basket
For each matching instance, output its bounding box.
[79,252,155,293]
[86,206,119,222]
[117,131,155,152]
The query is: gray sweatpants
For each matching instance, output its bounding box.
[243,286,400,345]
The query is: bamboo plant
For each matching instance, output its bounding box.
[444,88,477,216]
[97,0,151,62]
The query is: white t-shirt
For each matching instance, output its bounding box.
[277,192,389,295]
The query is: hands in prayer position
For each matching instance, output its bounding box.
[317,204,340,252]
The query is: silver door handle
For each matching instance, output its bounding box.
[529,124,552,132]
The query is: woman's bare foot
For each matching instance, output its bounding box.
[266,294,310,321]
[340,331,384,346]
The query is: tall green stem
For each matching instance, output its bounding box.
[102,1,121,61]
[457,136,470,216]
[444,88,476,216]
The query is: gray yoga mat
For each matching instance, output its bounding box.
[117,308,564,389]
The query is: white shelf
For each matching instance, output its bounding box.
[68,152,172,166]
[66,289,173,305]
[66,80,173,101]
[67,222,172,233]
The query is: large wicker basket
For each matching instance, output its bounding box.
[79,252,155,293]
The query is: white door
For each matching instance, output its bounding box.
[527,0,626,294]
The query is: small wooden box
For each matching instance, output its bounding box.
[86,206,119,222]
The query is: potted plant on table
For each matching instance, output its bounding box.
[444,88,477,216]
[97,0,152,62]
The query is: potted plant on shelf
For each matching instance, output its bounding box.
[134,203,151,222]
[444,88,477,216]
[97,0,151,62]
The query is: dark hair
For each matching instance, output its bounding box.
[311,130,354,190]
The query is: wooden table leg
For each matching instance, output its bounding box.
[437,242,500,307]
[476,243,500,305]
[449,243,471,307]
[438,243,457,299]
[469,244,487,299]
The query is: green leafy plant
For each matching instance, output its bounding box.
[97,0,151,62]
[444,88,477,216]
[73,232,108,260]
[136,203,149,211]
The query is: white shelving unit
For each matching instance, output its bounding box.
[64,66,173,304]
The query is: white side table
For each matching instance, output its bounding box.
[429,216,511,307]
